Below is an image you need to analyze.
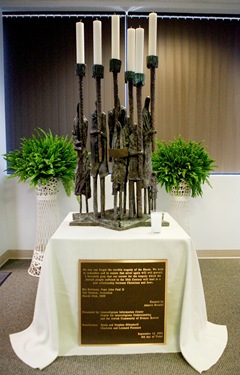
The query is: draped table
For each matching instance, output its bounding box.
[10,213,227,373]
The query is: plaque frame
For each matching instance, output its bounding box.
[78,259,168,346]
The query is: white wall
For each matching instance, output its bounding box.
[1,174,240,255]
[158,175,240,250]
[191,175,240,250]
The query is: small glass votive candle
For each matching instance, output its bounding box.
[151,211,162,233]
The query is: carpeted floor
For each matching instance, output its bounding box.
[0,258,239,375]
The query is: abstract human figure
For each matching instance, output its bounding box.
[142,96,156,213]
[111,120,128,220]
[128,122,142,219]
[72,104,91,213]
[149,172,158,212]
[109,99,128,219]
[108,99,127,158]
[90,101,109,218]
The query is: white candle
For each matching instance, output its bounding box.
[76,21,85,64]
[148,12,157,56]
[111,15,120,59]
[127,28,135,72]
[93,20,102,65]
[135,27,144,73]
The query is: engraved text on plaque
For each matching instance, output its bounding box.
[79,260,167,345]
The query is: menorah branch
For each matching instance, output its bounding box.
[92,64,104,162]
[147,55,158,151]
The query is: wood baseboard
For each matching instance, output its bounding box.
[197,250,240,258]
[0,249,33,267]
[1,249,240,268]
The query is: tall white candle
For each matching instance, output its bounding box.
[93,20,102,65]
[148,12,157,56]
[76,21,85,64]
[111,15,120,59]
[135,27,144,73]
[127,28,135,72]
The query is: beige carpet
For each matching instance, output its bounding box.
[0,259,239,375]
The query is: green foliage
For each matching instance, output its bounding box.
[3,128,77,196]
[151,136,217,197]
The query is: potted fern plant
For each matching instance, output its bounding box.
[151,135,217,197]
[151,136,217,232]
[3,128,77,276]
[4,128,76,196]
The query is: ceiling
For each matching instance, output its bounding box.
[0,0,240,15]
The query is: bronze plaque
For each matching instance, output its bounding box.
[79,260,167,346]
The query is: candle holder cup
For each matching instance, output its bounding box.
[92,64,104,79]
[134,73,145,87]
[125,71,135,84]
[75,63,87,77]
[147,55,158,69]
[110,58,122,74]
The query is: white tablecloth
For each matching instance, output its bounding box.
[10,213,227,373]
